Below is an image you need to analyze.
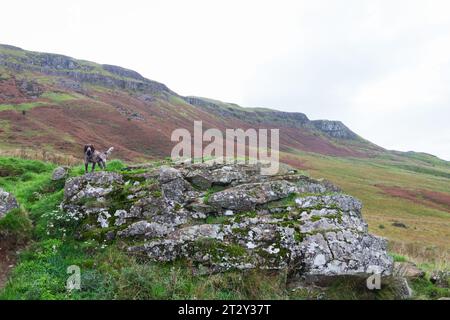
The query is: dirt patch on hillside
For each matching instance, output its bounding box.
[376,185,450,213]
[0,238,21,290]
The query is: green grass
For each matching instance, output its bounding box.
[41,92,77,103]
[390,253,408,262]
[0,240,290,300]
[205,215,230,224]
[203,186,226,203]
[105,159,126,172]
[0,102,47,112]
[268,192,298,208]
[0,156,448,300]
[0,92,80,113]
[0,46,27,60]
[0,207,32,243]
[66,159,125,177]
[294,276,400,300]
[409,277,450,300]
[0,70,10,81]
[393,164,450,179]
[0,158,57,204]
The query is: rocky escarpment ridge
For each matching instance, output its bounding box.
[61,162,393,279]
[0,44,174,96]
[184,96,358,140]
[0,188,19,219]
[183,96,310,127]
[311,120,357,139]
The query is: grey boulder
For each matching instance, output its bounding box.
[52,166,69,181]
[61,162,394,280]
[0,188,19,219]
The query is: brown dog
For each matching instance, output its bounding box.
[84,144,114,173]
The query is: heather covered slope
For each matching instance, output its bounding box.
[0,44,379,159]
[0,44,449,265]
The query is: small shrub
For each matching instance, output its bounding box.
[205,215,230,224]
[410,277,450,300]
[390,253,408,262]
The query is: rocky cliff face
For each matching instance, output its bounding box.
[311,120,358,139]
[185,96,359,139]
[184,96,311,128]
[61,162,393,279]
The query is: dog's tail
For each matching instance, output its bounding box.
[105,147,114,156]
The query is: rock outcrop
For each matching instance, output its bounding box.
[183,96,311,128]
[430,271,450,288]
[52,166,69,181]
[183,96,359,140]
[18,79,43,98]
[0,188,19,219]
[393,262,425,279]
[61,162,393,279]
[311,120,357,139]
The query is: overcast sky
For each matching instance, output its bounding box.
[1,0,449,160]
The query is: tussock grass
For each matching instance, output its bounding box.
[0,102,47,112]
[0,149,80,166]
[41,92,77,103]
[389,241,449,272]
[0,207,32,243]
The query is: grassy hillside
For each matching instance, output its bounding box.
[0,156,448,300]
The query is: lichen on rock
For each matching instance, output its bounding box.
[0,187,19,219]
[52,166,69,181]
[61,162,394,280]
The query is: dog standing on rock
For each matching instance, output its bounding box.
[84,144,114,173]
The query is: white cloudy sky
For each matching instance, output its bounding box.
[1,0,449,160]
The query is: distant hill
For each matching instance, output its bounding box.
[0,43,382,160]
